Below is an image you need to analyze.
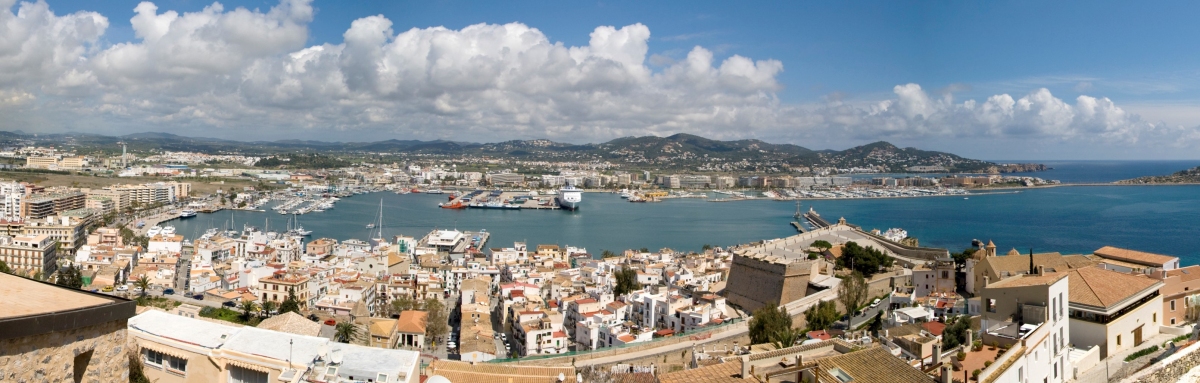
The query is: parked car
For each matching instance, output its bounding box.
[162,288,175,295]
[324,319,337,326]
[222,301,236,308]
[102,286,114,292]
[116,285,128,291]
[194,293,205,300]
[870,298,881,308]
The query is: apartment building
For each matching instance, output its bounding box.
[0,234,57,275]
[978,270,1072,383]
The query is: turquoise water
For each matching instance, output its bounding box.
[164,161,1200,265]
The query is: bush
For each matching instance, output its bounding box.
[983,360,992,368]
[956,351,967,361]
[1171,334,1191,343]
[972,340,983,351]
[971,369,981,380]
[1124,345,1161,362]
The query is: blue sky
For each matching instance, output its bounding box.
[4,0,1200,159]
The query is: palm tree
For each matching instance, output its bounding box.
[770,327,804,350]
[239,300,259,322]
[334,322,359,344]
[134,275,151,299]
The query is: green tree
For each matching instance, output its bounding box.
[701,244,713,252]
[749,302,793,345]
[943,316,972,349]
[0,260,11,274]
[600,250,616,258]
[639,247,650,253]
[134,275,151,299]
[837,271,869,315]
[802,300,840,332]
[951,248,978,271]
[239,300,259,322]
[278,287,302,315]
[770,326,805,350]
[334,322,359,343]
[391,295,416,313]
[837,242,893,277]
[423,298,449,341]
[614,266,641,296]
[260,301,278,318]
[55,264,84,289]
[868,311,884,336]
[811,240,833,253]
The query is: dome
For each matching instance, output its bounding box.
[1007,248,1020,256]
[426,376,452,383]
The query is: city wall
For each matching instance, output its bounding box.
[0,319,129,382]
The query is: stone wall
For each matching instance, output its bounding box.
[0,319,129,383]
[725,255,816,313]
[1125,341,1200,383]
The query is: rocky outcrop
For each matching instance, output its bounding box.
[987,163,1047,173]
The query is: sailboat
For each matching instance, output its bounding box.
[289,213,312,236]
[370,198,385,244]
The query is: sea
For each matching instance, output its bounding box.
[164,160,1200,265]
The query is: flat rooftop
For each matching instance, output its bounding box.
[0,272,122,320]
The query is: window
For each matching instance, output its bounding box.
[1173,318,1177,325]
[229,366,268,383]
[165,355,187,374]
[1117,335,1122,346]
[143,349,163,367]
[1172,300,1177,311]
[1154,313,1158,322]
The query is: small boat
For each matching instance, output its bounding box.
[366,223,376,229]
[179,209,197,218]
[427,189,444,194]
[963,197,969,200]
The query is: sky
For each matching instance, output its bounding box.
[3,0,1200,159]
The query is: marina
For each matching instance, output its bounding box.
[157,184,1200,262]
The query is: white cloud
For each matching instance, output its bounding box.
[0,0,1194,153]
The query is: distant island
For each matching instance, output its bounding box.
[1118,166,1200,184]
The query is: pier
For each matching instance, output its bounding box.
[442,190,564,210]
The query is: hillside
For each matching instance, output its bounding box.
[0,130,1017,173]
[1118,166,1200,184]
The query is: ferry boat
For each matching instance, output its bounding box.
[179,209,197,218]
[557,185,582,210]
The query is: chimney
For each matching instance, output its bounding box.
[932,343,942,366]
[741,355,751,379]
[982,276,989,288]
[940,364,953,383]
[965,328,973,348]
[1037,265,1045,276]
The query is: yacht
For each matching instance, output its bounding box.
[161,226,176,236]
[147,226,162,236]
[179,209,197,218]
[557,185,582,210]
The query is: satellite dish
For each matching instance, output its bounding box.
[577,373,583,383]
[330,347,343,364]
[557,373,565,382]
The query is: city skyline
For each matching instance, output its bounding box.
[3,0,1200,159]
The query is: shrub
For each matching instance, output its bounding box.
[1124,345,1161,362]
[971,369,981,380]
[972,340,983,351]
[983,360,992,368]
[956,351,967,361]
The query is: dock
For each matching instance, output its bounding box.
[443,190,563,210]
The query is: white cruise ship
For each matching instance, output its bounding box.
[558,185,582,210]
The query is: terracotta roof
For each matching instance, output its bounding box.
[1067,267,1162,309]
[256,312,321,337]
[980,252,1096,276]
[426,360,573,383]
[1167,266,1200,283]
[922,321,946,336]
[396,310,428,334]
[370,318,398,338]
[658,358,746,383]
[814,346,932,383]
[986,272,1067,288]
[1094,246,1178,267]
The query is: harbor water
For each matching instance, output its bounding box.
[163,161,1200,264]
